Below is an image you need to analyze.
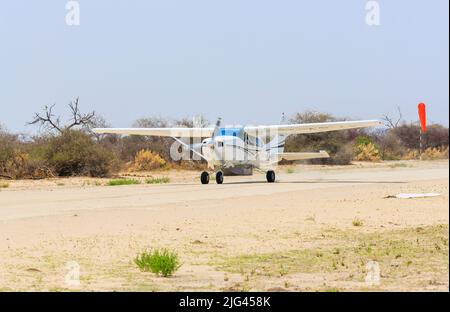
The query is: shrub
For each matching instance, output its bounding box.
[352,218,364,227]
[355,142,381,161]
[285,111,362,165]
[375,131,404,160]
[43,130,119,177]
[135,248,180,277]
[331,143,354,165]
[403,147,449,160]
[131,149,167,171]
[0,128,50,179]
[107,178,140,186]
[393,123,449,150]
[403,149,419,160]
[422,146,449,160]
[354,136,381,162]
[0,128,17,178]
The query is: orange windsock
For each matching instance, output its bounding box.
[418,103,427,133]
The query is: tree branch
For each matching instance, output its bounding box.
[28,104,63,133]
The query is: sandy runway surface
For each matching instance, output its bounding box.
[0,160,448,291]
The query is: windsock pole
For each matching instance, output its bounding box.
[419,127,423,160]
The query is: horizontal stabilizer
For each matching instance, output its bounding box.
[278,150,330,161]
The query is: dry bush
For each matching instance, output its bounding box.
[422,147,449,160]
[402,149,419,160]
[0,129,52,179]
[130,149,167,171]
[424,124,449,148]
[392,123,449,150]
[354,136,381,162]
[354,142,381,161]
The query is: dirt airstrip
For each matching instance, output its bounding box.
[0,160,448,291]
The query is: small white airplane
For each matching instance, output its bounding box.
[93,118,382,184]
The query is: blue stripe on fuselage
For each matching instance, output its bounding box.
[219,128,243,136]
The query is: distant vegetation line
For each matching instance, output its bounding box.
[0,100,448,179]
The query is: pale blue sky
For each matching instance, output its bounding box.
[0,1,448,133]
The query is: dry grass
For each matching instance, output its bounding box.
[145,176,170,184]
[211,225,448,289]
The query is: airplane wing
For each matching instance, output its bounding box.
[92,127,215,138]
[244,120,383,136]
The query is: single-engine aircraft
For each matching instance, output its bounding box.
[93,118,382,184]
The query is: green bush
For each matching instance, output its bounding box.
[135,248,181,277]
[355,135,374,147]
[43,130,119,177]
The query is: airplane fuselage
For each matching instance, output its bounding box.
[202,135,273,170]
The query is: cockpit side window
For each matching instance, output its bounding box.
[246,135,262,147]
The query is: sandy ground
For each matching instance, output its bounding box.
[0,160,448,292]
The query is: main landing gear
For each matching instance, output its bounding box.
[266,170,276,183]
[200,171,210,184]
[215,171,224,184]
[200,171,224,184]
[200,170,276,184]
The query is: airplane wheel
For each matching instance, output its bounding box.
[201,171,210,184]
[215,171,224,184]
[266,170,276,183]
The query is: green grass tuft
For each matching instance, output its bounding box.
[0,182,10,188]
[145,176,170,184]
[286,167,295,174]
[107,178,140,186]
[135,248,181,277]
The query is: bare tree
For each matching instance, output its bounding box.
[382,105,403,129]
[29,97,96,133]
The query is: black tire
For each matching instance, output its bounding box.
[215,171,224,184]
[200,171,210,184]
[266,170,276,183]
